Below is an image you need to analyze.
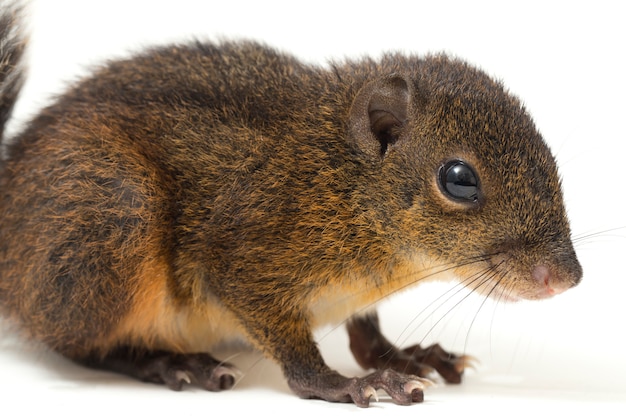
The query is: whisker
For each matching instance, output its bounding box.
[314,260,458,338]
[359,258,500,373]
[570,227,626,245]
[391,261,502,364]
[309,249,522,384]
[401,256,507,364]
[315,253,494,343]
[230,351,266,390]
[391,263,484,334]
[463,262,509,356]
[393,262,496,350]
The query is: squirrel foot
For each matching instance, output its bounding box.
[81,347,238,391]
[288,368,431,407]
[399,343,475,384]
[347,313,474,384]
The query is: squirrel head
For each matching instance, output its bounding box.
[347,54,581,301]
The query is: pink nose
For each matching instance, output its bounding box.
[531,265,570,298]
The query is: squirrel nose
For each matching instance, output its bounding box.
[531,264,578,298]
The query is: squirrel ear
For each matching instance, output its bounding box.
[349,75,409,158]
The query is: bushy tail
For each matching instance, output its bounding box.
[0,2,26,143]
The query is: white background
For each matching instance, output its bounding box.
[2,0,625,415]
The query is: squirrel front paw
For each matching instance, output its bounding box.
[348,313,475,384]
[287,368,432,407]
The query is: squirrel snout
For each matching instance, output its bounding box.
[487,250,582,301]
[530,263,581,300]
[532,265,563,298]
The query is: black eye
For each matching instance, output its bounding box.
[438,160,480,203]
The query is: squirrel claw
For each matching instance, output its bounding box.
[400,343,472,384]
[348,314,472,385]
[289,369,426,408]
[363,385,379,403]
[158,354,238,391]
[456,354,479,372]
[145,353,238,391]
[172,370,192,388]
[404,376,435,392]
[82,348,238,392]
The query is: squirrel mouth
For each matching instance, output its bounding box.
[481,264,579,302]
[456,256,581,303]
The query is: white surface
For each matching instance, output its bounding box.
[2,0,626,414]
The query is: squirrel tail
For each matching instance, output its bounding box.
[0,2,26,143]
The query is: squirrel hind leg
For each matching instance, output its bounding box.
[79,346,238,391]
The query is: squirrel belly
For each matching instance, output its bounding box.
[105,255,248,356]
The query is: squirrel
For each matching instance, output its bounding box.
[0,5,581,407]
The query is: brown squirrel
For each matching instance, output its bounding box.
[0,5,581,407]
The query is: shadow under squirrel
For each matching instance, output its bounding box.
[0,5,581,407]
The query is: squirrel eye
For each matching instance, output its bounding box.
[438,160,480,203]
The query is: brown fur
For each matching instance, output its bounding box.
[0,7,581,405]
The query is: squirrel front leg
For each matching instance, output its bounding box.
[347,312,473,384]
[238,306,429,407]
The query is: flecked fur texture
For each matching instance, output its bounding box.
[0,6,581,406]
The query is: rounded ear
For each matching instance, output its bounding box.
[349,75,409,158]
